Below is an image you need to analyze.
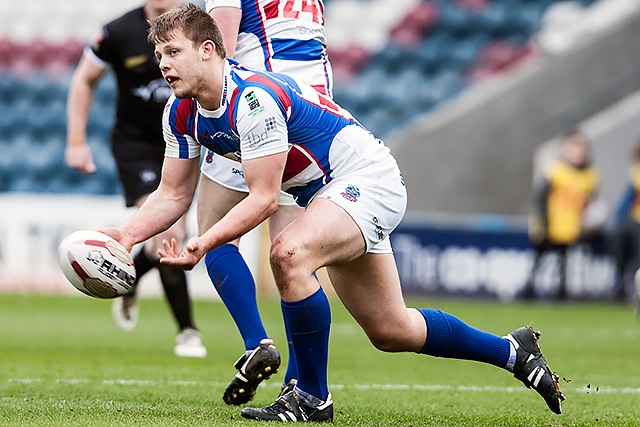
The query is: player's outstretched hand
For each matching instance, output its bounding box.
[158,236,204,270]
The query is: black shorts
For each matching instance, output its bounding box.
[112,133,165,207]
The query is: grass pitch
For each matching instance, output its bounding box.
[1,293,639,426]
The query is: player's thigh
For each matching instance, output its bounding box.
[268,203,304,243]
[327,254,425,351]
[272,198,366,275]
[196,174,247,235]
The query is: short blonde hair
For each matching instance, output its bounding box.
[148,3,226,58]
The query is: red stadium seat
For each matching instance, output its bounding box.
[0,39,18,69]
[328,44,371,85]
[57,39,84,66]
[455,0,490,10]
[389,1,439,47]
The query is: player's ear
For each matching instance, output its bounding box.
[200,40,217,60]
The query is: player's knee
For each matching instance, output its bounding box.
[269,238,307,282]
[365,325,405,352]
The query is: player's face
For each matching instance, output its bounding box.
[155,31,208,100]
[562,137,589,167]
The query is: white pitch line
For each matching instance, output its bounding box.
[6,378,640,394]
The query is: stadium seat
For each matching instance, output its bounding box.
[57,39,84,67]
[328,44,371,85]
[389,1,439,47]
[95,72,118,106]
[388,67,432,118]
[0,74,29,104]
[45,174,73,194]
[0,104,13,136]
[415,32,456,74]
[3,132,32,190]
[42,99,68,138]
[27,73,61,105]
[369,42,416,75]
[515,2,547,34]
[446,36,488,71]
[29,137,64,182]
[357,107,396,138]
[436,2,475,37]
[476,39,530,71]
[336,64,389,116]
[456,0,490,10]
[0,39,18,69]
[476,2,515,37]
[418,70,466,108]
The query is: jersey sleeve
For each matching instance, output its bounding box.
[163,96,202,159]
[235,87,289,161]
[204,0,242,13]
[89,25,115,65]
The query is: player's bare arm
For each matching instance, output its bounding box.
[160,152,287,269]
[65,55,106,174]
[209,6,242,54]
[103,156,200,251]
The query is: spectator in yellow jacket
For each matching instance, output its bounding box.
[523,131,599,300]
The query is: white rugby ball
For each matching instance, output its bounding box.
[58,230,136,299]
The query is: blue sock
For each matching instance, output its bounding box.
[281,304,298,384]
[281,272,319,385]
[281,288,331,401]
[205,244,267,350]
[417,308,511,368]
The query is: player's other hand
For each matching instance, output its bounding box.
[159,236,204,270]
[65,144,97,174]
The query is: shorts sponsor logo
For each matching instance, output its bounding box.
[340,184,360,202]
[231,167,244,178]
[372,216,384,241]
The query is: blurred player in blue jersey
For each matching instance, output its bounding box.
[65,0,206,358]
[102,5,566,421]
[199,0,332,404]
[612,139,640,307]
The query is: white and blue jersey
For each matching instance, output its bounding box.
[204,0,332,95]
[163,60,391,208]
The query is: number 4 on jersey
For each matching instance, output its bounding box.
[264,0,324,25]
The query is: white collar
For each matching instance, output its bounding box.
[197,61,230,118]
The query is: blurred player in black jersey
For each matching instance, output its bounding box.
[65,0,207,358]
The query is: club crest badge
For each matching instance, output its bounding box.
[340,184,360,202]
